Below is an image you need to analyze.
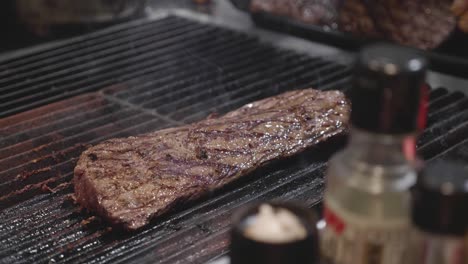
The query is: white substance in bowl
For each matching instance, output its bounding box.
[243,204,307,243]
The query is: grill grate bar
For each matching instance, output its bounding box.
[0,108,144,168]
[0,202,81,254]
[419,120,468,160]
[1,193,75,229]
[112,45,286,104]
[0,17,190,86]
[0,101,129,153]
[0,144,83,183]
[428,91,465,112]
[0,29,258,118]
[434,137,468,161]
[158,229,230,264]
[0,22,217,97]
[147,56,318,114]
[186,64,350,122]
[171,61,339,120]
[0,102,120,150]
[419,109,468,147]
[155,227,231,264]
[0,25,220,104]
[118,46,293,103]
[4,221,108,264]
[0,171,72,211]
[0,180,75,223]
[427,98,468,127]
[0,94,101,132]
[0,99,111,139]
[429,87,449,100]
[0,161,74,196]
[0,16,181,70]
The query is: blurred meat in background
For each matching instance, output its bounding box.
[251,0,340,27]
[250,0,460,50]
[452,0,468,32]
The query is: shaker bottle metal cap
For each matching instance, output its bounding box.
[412,160,468,236]
[351,44,428,134]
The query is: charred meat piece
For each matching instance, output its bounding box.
[251,0,341,26]
[251,0,456,50]
[362,0,456,50]
[339,0,456,49]
[452,0,468,32]
[74,89,350,230]
[338,0,382,39]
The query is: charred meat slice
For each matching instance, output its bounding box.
[251,0,341,26]
[338,0,456,50]
[73,88,350,230]
[362,0,456,50]
[452,0,468,32]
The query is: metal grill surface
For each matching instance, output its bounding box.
[1,14,468,264]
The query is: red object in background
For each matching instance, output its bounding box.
[324,206,346,235]
[193,0,211,4]
[402,83,429,163]
[418,83,430,131]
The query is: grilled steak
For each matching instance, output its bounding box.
[74,89,350,230]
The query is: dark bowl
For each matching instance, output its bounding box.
[230,201,321,264]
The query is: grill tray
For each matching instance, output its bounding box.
[1,12,468,264]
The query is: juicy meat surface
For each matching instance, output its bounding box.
[74,89,350,230]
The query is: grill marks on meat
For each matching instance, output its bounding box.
[74,89,350,230]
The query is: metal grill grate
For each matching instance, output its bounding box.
[1,14,468,264]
